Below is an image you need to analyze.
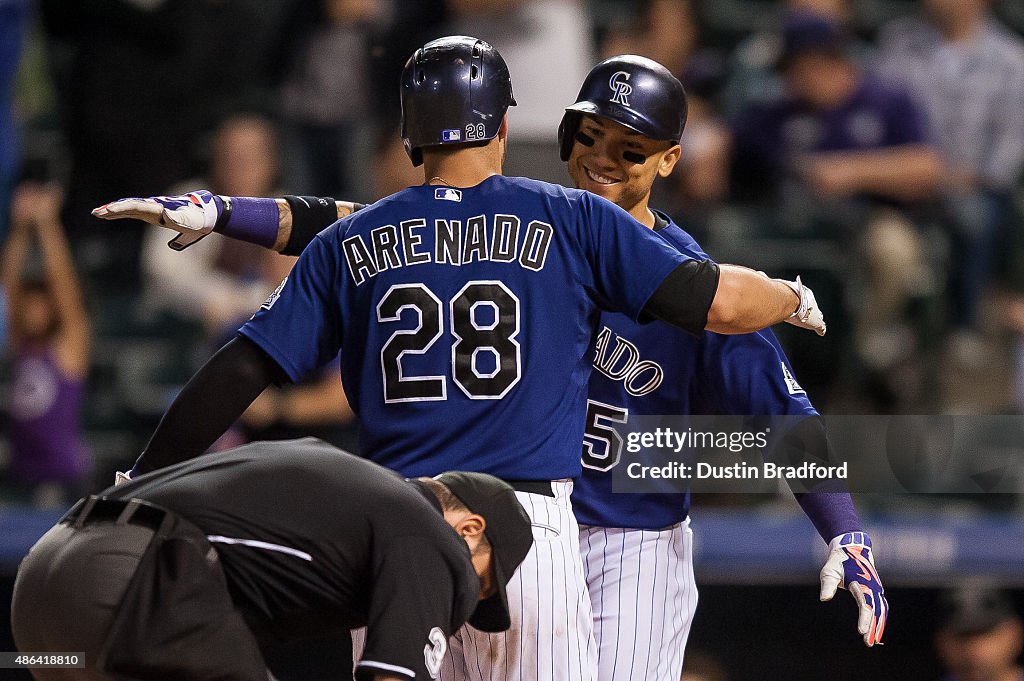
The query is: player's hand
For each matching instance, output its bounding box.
[114,470,132,486]
[779,276,826,336]
[820,532,888,646]
[92,190,226,251]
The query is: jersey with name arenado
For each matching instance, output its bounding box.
[572,214,817,529]
[241,176,693,480]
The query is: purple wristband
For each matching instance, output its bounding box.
[795,491,862,543]
[219,196,280,249]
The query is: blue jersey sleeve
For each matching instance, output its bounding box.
[693,328,817,417]
[239,230,344,383]
[574,192,695,321]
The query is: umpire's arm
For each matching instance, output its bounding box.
[133,336,285,474]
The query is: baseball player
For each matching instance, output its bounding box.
[93,36,827,681]
[558,57,888,680]
[11,437,533,681]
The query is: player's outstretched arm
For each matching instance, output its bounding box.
[820,531,888,647]
[771,419,885,646]
[92,191,359,255]
[131,336,286,475]
[641,262,825,336]
[709,266,825,335]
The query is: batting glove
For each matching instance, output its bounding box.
[820,532,888,646]
[92,190,228,251]
[114,471,132,486]
[780,276,826,336]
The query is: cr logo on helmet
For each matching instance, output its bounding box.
[608,71,633,106]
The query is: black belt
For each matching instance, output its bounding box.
[62,495,170,532]
[505,480,555,497]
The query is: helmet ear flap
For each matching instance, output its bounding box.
[404,138,424,167]
[558,111,581,162]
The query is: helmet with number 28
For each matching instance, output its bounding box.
[400,36,518,167]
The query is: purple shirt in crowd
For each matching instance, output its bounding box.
[732,73,929,195]
[8,347,90,484]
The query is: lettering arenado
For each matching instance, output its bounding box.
[343,214,553,286]
[593,326,665,397]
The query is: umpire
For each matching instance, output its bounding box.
[11,437,533,681]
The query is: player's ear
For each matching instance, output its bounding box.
[498,115,509,142]
[657,144,682,178]
[454,513,485,539]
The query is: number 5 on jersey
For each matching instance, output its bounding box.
[377,281,522,402]
[582,400,629,472]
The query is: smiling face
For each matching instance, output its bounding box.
[566,115,681,226]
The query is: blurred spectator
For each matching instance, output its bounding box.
[40,0,283,288]
[279,0,386,197]
[934,585,1023,681]
[877,0,1024,364]
[722,0,868,119]
[0,0,30,243]
[732,11,941,207]
[1,183,91,507]
[730,10,943,406]
[142,114,283,338]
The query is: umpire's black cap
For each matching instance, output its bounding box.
[434,472,533,632]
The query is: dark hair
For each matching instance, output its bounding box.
[417,476,470,513]
[417,477,492,553]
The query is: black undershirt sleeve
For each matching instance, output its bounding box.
[641,260,720,336]
[282,195,364,256]
[134,336,287,474]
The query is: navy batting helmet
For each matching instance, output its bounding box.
[558,55,687,162]
[400,36,517,167]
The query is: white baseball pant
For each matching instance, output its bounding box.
[579,519,698,681]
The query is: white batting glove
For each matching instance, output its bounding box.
[779,276,826,336]
[820,532,888,646]
[92,190,226,251]
[114,470,133,486]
